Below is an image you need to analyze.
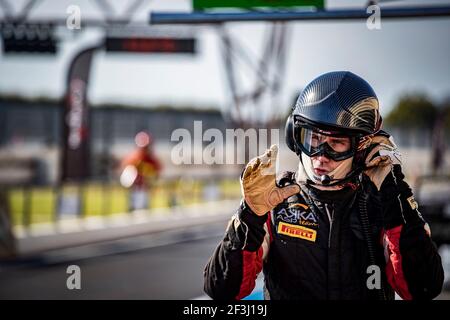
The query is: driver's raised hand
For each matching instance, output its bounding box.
[240,145,300,216]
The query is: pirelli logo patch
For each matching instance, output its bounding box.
[278,222,317,242]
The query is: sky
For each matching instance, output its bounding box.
[0,0,449,119]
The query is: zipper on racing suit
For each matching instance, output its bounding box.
[325,204,334,248]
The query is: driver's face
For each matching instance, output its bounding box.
[310,135,351,176]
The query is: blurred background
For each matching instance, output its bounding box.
[0,0,449,299]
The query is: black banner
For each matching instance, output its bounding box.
[61,47,98,181]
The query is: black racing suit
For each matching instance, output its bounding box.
[203,166,444,300]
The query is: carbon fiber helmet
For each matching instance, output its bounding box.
[285,71,382,185]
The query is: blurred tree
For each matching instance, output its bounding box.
[385,94,450,174]
[385,93,437,129]
[432,98,450,174]
[442,98,450,132]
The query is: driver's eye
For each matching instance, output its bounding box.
[311,134,321,145]
[329,138,351,152]
[330,140,344,145]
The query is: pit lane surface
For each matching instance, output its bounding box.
[0,222,226,299]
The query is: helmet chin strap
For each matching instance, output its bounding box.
[297,153,355,190]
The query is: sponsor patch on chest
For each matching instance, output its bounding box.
[276,203,318,227]
[277,222,317,242]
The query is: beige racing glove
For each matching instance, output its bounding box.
[364,135,402,190]
[240,144,300,216]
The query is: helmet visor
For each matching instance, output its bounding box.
[294,122,356,161]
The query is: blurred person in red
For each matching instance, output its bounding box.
[120,131,162,211]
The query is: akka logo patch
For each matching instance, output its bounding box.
[277,222,317,242]
[277,203,318,227]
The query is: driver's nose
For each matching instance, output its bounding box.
[313,155,331,163]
